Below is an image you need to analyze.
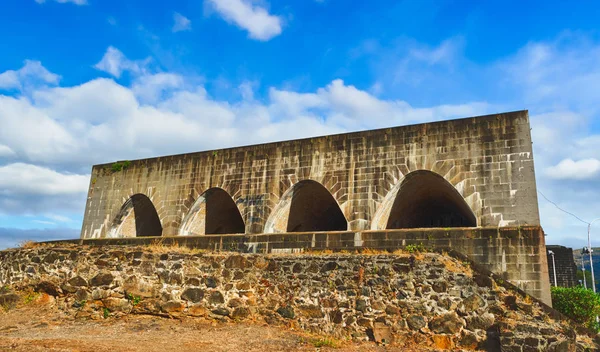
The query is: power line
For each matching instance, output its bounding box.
[538,190,590,225]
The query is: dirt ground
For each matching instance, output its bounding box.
[0,300,414,352]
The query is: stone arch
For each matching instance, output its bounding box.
[264,180,348,233]
[371,170,477,230]
[179,187,245,235]
[109,194,163,237]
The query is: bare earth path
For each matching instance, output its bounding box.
[0,303,409,352]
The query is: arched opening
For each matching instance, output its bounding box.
[265,180,347,233]
[179,188,245,235]
[110,194,162,237]
[386,170,476,229]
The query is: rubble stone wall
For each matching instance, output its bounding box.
[0,246,586,351]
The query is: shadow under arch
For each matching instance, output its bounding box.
[110,194,163,237]
[264,180,348,233]
[372,170,477,230]
[179,187,245,235]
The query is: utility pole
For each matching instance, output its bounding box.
[582,253,587,289]
[588,219,600,293]
[548,250,557,287]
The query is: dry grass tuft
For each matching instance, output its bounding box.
[18,240,39,249]
[298,332,346,349]
[439,256,473,276]
[145,239,205,255]
[357,248,386,255]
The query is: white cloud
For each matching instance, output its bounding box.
[0,60,60,91]
[0,163,88,196]
[500,32,600,113]
[33,220,56,225]
[206,0,282,41]
[546,158,600,180]
[0,163,88,216]
[45,214,74,223]
[35,0,87,5]
[0,70,19,90]
[0,95,77,163]
[0,48,489,175]
[408,37,464,65]
[132,73,185,103]
[4,34,600,249]
[172,12,192,32]
[94,47,150,78]
[0,145,16,158]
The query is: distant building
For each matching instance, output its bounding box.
[546,245,578,287]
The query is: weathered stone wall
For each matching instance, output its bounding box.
[56,226,553,305]
[546,245,578,288]
[80,110,540,238]
[0,247,590,351]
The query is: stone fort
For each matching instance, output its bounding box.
[79,110,551,304]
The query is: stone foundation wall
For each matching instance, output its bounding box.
[0,246,587,351]
[46,226,552,306]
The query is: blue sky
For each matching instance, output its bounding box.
[1,0,600,249]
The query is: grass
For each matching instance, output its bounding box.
[19,240,38,249]
[127,293,141,306]
[439,256,473,276]
[145,239,206,255]
[23,291,40,304]
[404,243,427,254]
[110,160,131,173]
[103,307,110,319]
[310,337,341,348]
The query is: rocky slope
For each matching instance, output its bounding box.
[1,244,598,351]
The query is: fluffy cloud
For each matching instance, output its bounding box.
[0,60,60,91]
[0,50,489,174]
[132,73,185,103]
[0,163,88,196]
[2,32,600,248]
[172,12,192,32]
[0,49,491,237]
[546,159,600,180]
[94,47,150,78]
[0,163,88,216]
[205,0,282,41]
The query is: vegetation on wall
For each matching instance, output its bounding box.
[110,161,131,173]
[551,286,600,331]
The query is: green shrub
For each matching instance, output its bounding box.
[111,160,131,172]
[551,286,600,331]
[127,293,141,306]
[405,243,426,253]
